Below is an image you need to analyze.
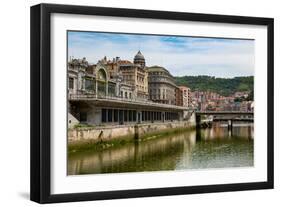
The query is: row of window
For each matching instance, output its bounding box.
[137,76,145,83]
[149,88,175,95]
[149,72,167,76]
[123,75,134,81]
[120,91,132,99]
[101,109,137,123]
[101,108,179,123]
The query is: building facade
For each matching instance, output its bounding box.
[118,51,149,100]
[147,66,177,105]
[175,87,183,106]
[178,86,190,107]
[67,52,188,128]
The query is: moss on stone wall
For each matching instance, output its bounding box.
[68,134,135,154]
[68,125,196,154]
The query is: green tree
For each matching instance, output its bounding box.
[175,76,253,97]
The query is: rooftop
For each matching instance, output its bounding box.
[147,66,173,76]
[134,50,145,60]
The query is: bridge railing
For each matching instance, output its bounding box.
[195,111,254,115]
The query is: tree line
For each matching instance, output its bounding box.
[174,75,254,98]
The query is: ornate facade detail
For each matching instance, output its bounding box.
[68,51,190,108]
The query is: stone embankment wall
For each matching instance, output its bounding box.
[68,113,196,143]
[68,125,136,142]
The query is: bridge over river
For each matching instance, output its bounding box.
[194,111,254,132]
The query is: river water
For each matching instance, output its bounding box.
[68,123,254,175]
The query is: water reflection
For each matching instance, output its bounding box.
[68,123,254,175]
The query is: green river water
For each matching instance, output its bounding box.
[68,123,254,175]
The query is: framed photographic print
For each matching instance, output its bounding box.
[30,3,274,203]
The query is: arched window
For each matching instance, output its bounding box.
[97,69,107,81]
[97,68,107,97]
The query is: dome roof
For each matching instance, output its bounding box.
[147,66,173,76]
[134,50,145,60]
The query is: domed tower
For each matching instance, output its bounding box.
[134,50,145,68]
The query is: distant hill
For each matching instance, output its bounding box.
[174,75,254,97]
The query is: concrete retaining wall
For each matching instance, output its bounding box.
[68,125,135,142]
[68,112,79,129]
[135,120,195,138]
[68,114,196,143]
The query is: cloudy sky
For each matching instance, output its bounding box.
[68,31,254,78]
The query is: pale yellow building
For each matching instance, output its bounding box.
[118,51,149,100]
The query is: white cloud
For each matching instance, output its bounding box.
[68,32,254,78]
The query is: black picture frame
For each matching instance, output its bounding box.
[30,3,274,204]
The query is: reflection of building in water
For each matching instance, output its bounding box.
[197,123,254,140]
[68,131,196,175]
[232,124,254,139]
[68,51,191,127]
